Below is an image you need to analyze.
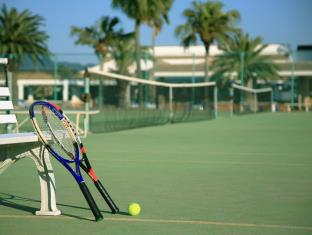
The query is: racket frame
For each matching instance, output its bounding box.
[29,101,103,221]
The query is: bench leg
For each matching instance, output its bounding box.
[0,144,61,216]
[29,146,61,216]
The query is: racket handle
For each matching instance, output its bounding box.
[94,180,119,214]
[79,182,103,221]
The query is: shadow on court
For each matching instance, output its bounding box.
[0,192,126,221]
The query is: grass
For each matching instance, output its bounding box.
[0,112,312,234]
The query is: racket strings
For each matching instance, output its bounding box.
[34,105,76,160]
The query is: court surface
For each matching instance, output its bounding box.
[0,112,311,235]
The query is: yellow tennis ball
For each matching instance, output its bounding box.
[128,203,141,216]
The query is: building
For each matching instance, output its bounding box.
[1,44,311,110]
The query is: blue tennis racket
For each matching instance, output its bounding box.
[42,101,118,214]
[29,101,103,221]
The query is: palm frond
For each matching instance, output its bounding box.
[0,4,49,66]
[212,30,279,86]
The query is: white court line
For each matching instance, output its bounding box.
[93,158,312,167]
[106,217,312,231]
[98,149,308,157]
[0,214,312,231]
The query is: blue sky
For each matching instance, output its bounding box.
[3,0,312,53]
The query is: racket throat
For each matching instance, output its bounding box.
[88,168,99,181]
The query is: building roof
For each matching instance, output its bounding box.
[89,44,312,78]
[153,44,287,57]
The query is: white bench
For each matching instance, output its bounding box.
[0,86,61,216]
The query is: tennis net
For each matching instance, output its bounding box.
[86,69,218,133]
[231,83,273,115]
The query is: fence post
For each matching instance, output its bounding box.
[84,69,90,137]
[99,79,103,109]
[53,54,58,101]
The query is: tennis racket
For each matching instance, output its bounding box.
[49,102,119,214]
[30,101,119,214]
[29,101,103,221]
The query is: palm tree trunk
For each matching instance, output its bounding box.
[204,44,210,82]
[245,78,258,112]
[99,54,104,71]
[8,63,18,105]
[204,53,209,82]
[151,27,156,81]
[117,80,128,108]
[135,19,143,107]
[135,20,141,78]
[150,27,157,105]
[99,55,104,109]
[252,77,257,89]
[204,44,210,108]
[252,76,258,112]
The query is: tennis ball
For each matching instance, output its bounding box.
[128,202,141,216]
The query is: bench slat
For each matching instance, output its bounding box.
[0,101,14,110]
[0,132,39,145]
[0,58,8,65]
[0,87,10,97]
[0,114,17,124]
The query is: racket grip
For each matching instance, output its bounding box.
[79,182,103,221]
[94,180,119,214]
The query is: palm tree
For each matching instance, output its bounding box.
[111,0,149,79]
[212,31,279,112]
[110,35,136,108]
[212,31,279,88]
[0,4,49,102]
[147,0,173,81]
[175,1,240,82]
[110,36,151,108]
[71,16,123,70]
[112,0,172,107]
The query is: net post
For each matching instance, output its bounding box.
[270,89,274,112]
[254,91,257,113]
[229,86,234,117]
[169,86,173,122]
[213,86,218,118]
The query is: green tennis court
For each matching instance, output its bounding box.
[0,112,312,235]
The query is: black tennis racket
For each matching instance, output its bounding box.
[29,101,103,221]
